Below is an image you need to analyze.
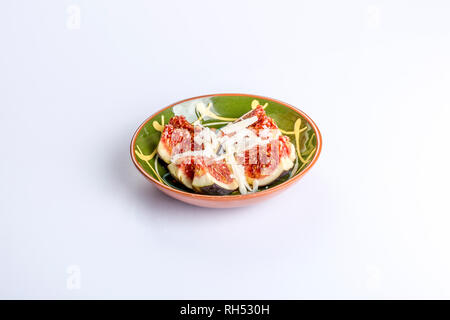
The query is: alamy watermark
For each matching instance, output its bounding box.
[66,265,81,290]
[66,5,81,30]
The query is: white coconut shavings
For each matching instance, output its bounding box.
[220,116,258,135]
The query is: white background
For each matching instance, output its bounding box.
[1,0,450,299]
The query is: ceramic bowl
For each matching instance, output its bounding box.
[130,93,322,208]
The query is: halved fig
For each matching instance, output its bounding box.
[240,135,296,187]
[246,105,278,129]
[158,116,219,164]
[217,105,281,146]
[167,157,195,189]
[192,157,238,195]
[157,116,194,164]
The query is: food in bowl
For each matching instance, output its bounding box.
[156,105,296,195]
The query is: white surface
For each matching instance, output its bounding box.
[1,0,450,299]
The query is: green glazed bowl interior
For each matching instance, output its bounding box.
[131,94,320,196]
